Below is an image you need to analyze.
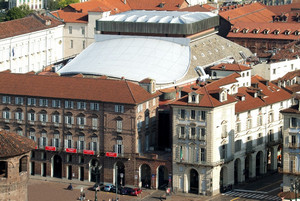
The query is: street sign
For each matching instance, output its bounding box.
[83,150,94,155]
[152,174,155,178]
[45,146,56,151]
[106,152,117,157]
[65,148,77,153]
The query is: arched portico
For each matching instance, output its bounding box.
[114,161,125,186]
[220,166,228,193]
[234,158,242,185]
[140,164,151,188]
[157,165,168,189]
[189,168,199,194]
[256,151,264,177]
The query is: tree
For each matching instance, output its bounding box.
[57,0,79,9]
[47,0,60,11]
[5,5,33,21]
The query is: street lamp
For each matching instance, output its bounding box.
[92,162,102,201]
[291,177,300,201]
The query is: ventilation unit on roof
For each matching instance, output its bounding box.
[239,51,247,59]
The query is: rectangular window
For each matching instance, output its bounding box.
[91,137,98,151]
[77,101,86,110]
[15,97,23,105]
[247,119,252,129]
[117,120,122,132]
[70,40,73,49]
[15,111,23,120]
[28,113,35,121]
[3,110,10,119]
[52,99,61,108]
[137,104,143,113]
[92,118,97,129]
[257,115,262,126]
[77,117,85,125]
[200,128,206,140]
[137,120,142,132]
[27,98,36,106]
[291,117,297,128]
[2,96,11,104]
[191,110,195,120]
[69,26,72,34]
[90,102,99,111]
[257,133,263,145]
[39,99,48,107]
[65,100,74,109]
[115,105,124,113]
[83,41,85,49]
[40,114,47,122]
[236,122,241,132]
[200,111,206,121]
[190,127,196,139]
[65,116,73,125]
[269,112,273,123]
[222,125,227,138]
[180,109,185,119]
[200,148,206,162]
[81,27,85,35]
[180,126,185,138]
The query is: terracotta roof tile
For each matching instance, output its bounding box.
[127,0,186,10]
[51,10,88,23]
[206,72,240,92]
[0,14,63,39]
[219,2,275,24]
[228,21,300,40]
[0,130,36,158]
[210,63,251,71]
[179,5,210,12]
[0,72,160,105]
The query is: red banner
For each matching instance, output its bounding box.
[106,152,117,157]
[45,146,56,151]
[65,148,77,153]
[83,150,95,155]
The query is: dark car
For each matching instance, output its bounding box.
[119,187,133,195]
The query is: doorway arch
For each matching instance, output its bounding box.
[140,164,151,188]
[189,168,199,194]
[234,158,241,185]
[158,165,168,189]
[53,155,62,178]
[114,161,125,186]
[256,151,264,176]
[220,166,228,193]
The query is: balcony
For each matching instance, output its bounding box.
[4,119,9,123]
[199,136,206,141]
[189,134,196,140]
[16,119,23,124]
[66,124,72,128]
[53,123,59,127]
[28,121,34,125]
[78,125,84,129]
[178,134,186,139]
[91,126,98,131]
[288,143,300,149]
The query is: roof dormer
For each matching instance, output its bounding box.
[220,89,227,102]
[188,92,199,104]
[295,30,300,36]
[233,28,239,33]
[263,29,270,34]
[274,29,280,35]
[253,28,259,34]
[284,29,291,35]
[242,28,249,34]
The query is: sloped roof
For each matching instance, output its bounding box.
[179,4,210,12]
[268,3,300,23]
[228,21,300,40]
[269,41,300,61]
[219,2,275,24]
[51,10,88,23]
[235,75,291,113]
[68,0,131,14]
[0,71,160,104]
[210,63,251,71]
[206,72,240,92]
[0,14,63,39]
[0,130,36,158]
[170,85,237,108]
[127,0,186,10]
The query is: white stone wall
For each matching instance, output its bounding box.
[0,24,64,73]
[9,0,45,10]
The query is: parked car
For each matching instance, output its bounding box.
[131,188,142,196]
[119,187,133,195]
[92,183,103,191]
[103,184,115,192]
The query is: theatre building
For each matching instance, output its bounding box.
[0,71,171,188]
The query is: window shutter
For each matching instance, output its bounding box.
[77,141,79,149]
[28,113,30,120]
[90,142,92,150]
[90,103,94,110]
[64,140,68,148]
[77,102,80,109]
[71,140,74,148]
[175,146,179,160]
[52,115,55,122]
[186,126,189,137]
[39,99,42,106]
[121,106,124,113]
[115,105,118,112]
[2,111,4,118]
[65,116,68,123]
[114,144,118,153]
[71,117,74,124]
[45,137,48,146]
[21,113,24,120]
[15,112,18,120]
[59,116,61,123]
[197,127,200,139]
[121,145,124,155]
[39,137,42,147]
[84,142,86,150]
[84,117,86,125]
[96,142,99,152]
[40,114,42,121]
[58,139,61,148]
[77,117,80,125]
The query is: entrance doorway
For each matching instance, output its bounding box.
[141,164,151,188]
[53,155,62,178]
[68,165,72,180]
[189,169,199,194]
[158,166,168,189]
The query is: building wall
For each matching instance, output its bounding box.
[282,110,300,192]
[0,25,64,73]
[0,152,31,201]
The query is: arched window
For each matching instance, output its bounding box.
[19,156,27,173]
[0,161,7,178]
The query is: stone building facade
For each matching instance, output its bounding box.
[170,64,292,195]
[0,71,171,189]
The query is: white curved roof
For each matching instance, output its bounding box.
[98,10,216,24]
[59,37,190,84]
